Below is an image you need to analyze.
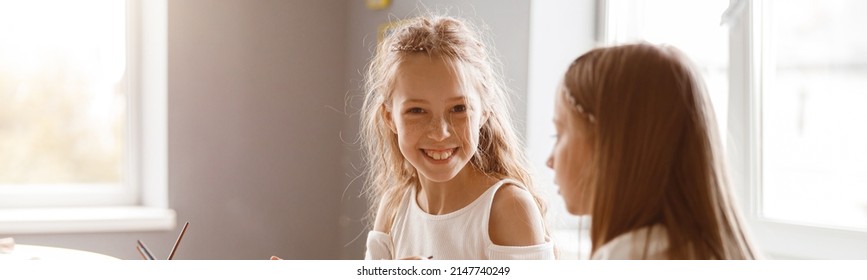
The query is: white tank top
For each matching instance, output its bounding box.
[365,179,555,260]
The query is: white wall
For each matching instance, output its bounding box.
[526,0,597,259]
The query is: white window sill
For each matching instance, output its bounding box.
[0,207,176,234]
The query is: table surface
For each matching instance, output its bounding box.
[0,244,119,260]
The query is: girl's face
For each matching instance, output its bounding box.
[385,55,486,183]
[547,84,594,215]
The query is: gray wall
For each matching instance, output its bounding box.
[14,0,348,260]
[340,0,531,259]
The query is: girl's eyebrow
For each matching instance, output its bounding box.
[402,98,429,105]
[402,96,467,105]
[445,96,468,103]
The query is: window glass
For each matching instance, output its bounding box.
[0,0,127,187]
[605,0,730,141]
[760,0,867,230]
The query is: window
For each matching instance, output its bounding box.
[729,0,867,259]
[759,0,867,232]
[602,0,731,142]
[528,0,731,260]
[0,0,131,207]
[0,0,172,234]
[529,0,867,260]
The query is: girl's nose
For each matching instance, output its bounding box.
[546,154,554,169]
[427,116,451,141]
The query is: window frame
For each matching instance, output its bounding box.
[0,0,136,208]
[728,0,867,259]
[583,0,867,259]
[0,0,174,234]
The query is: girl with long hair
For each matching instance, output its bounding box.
[361,15,553,260]
[548,43,758,259]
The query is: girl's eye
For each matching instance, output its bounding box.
[406,107,424,114]
[452,105,467,113]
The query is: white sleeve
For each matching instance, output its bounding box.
[364,231,394,260]
[488,241,556,260]
[590,226,669,260]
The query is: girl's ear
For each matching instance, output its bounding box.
[382,104,397,134]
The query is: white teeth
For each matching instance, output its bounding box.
[424,149,454,160]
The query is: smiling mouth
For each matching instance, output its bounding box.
[422,148,457,161]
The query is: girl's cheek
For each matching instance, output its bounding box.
[400,117,426,129]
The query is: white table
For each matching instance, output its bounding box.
[0,244,118,260]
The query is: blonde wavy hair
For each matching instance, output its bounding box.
[360,15,545,230]
[563,43,757,259]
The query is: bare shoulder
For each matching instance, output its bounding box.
[488,183,547,246]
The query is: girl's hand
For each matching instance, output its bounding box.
[270,256,283,260]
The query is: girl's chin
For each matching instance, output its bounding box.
[565,202,591,216]
[415,164,466,183]
[417,171,461,183]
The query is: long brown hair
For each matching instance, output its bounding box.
[563,43,756,259]
[360,15,545,230]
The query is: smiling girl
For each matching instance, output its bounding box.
[360,15,554,260]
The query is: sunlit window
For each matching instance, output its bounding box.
[526,0,867,259]
[0,0,132,207]
[535,0,730,260]
[760,0,867,231]
[603,0,730,142]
